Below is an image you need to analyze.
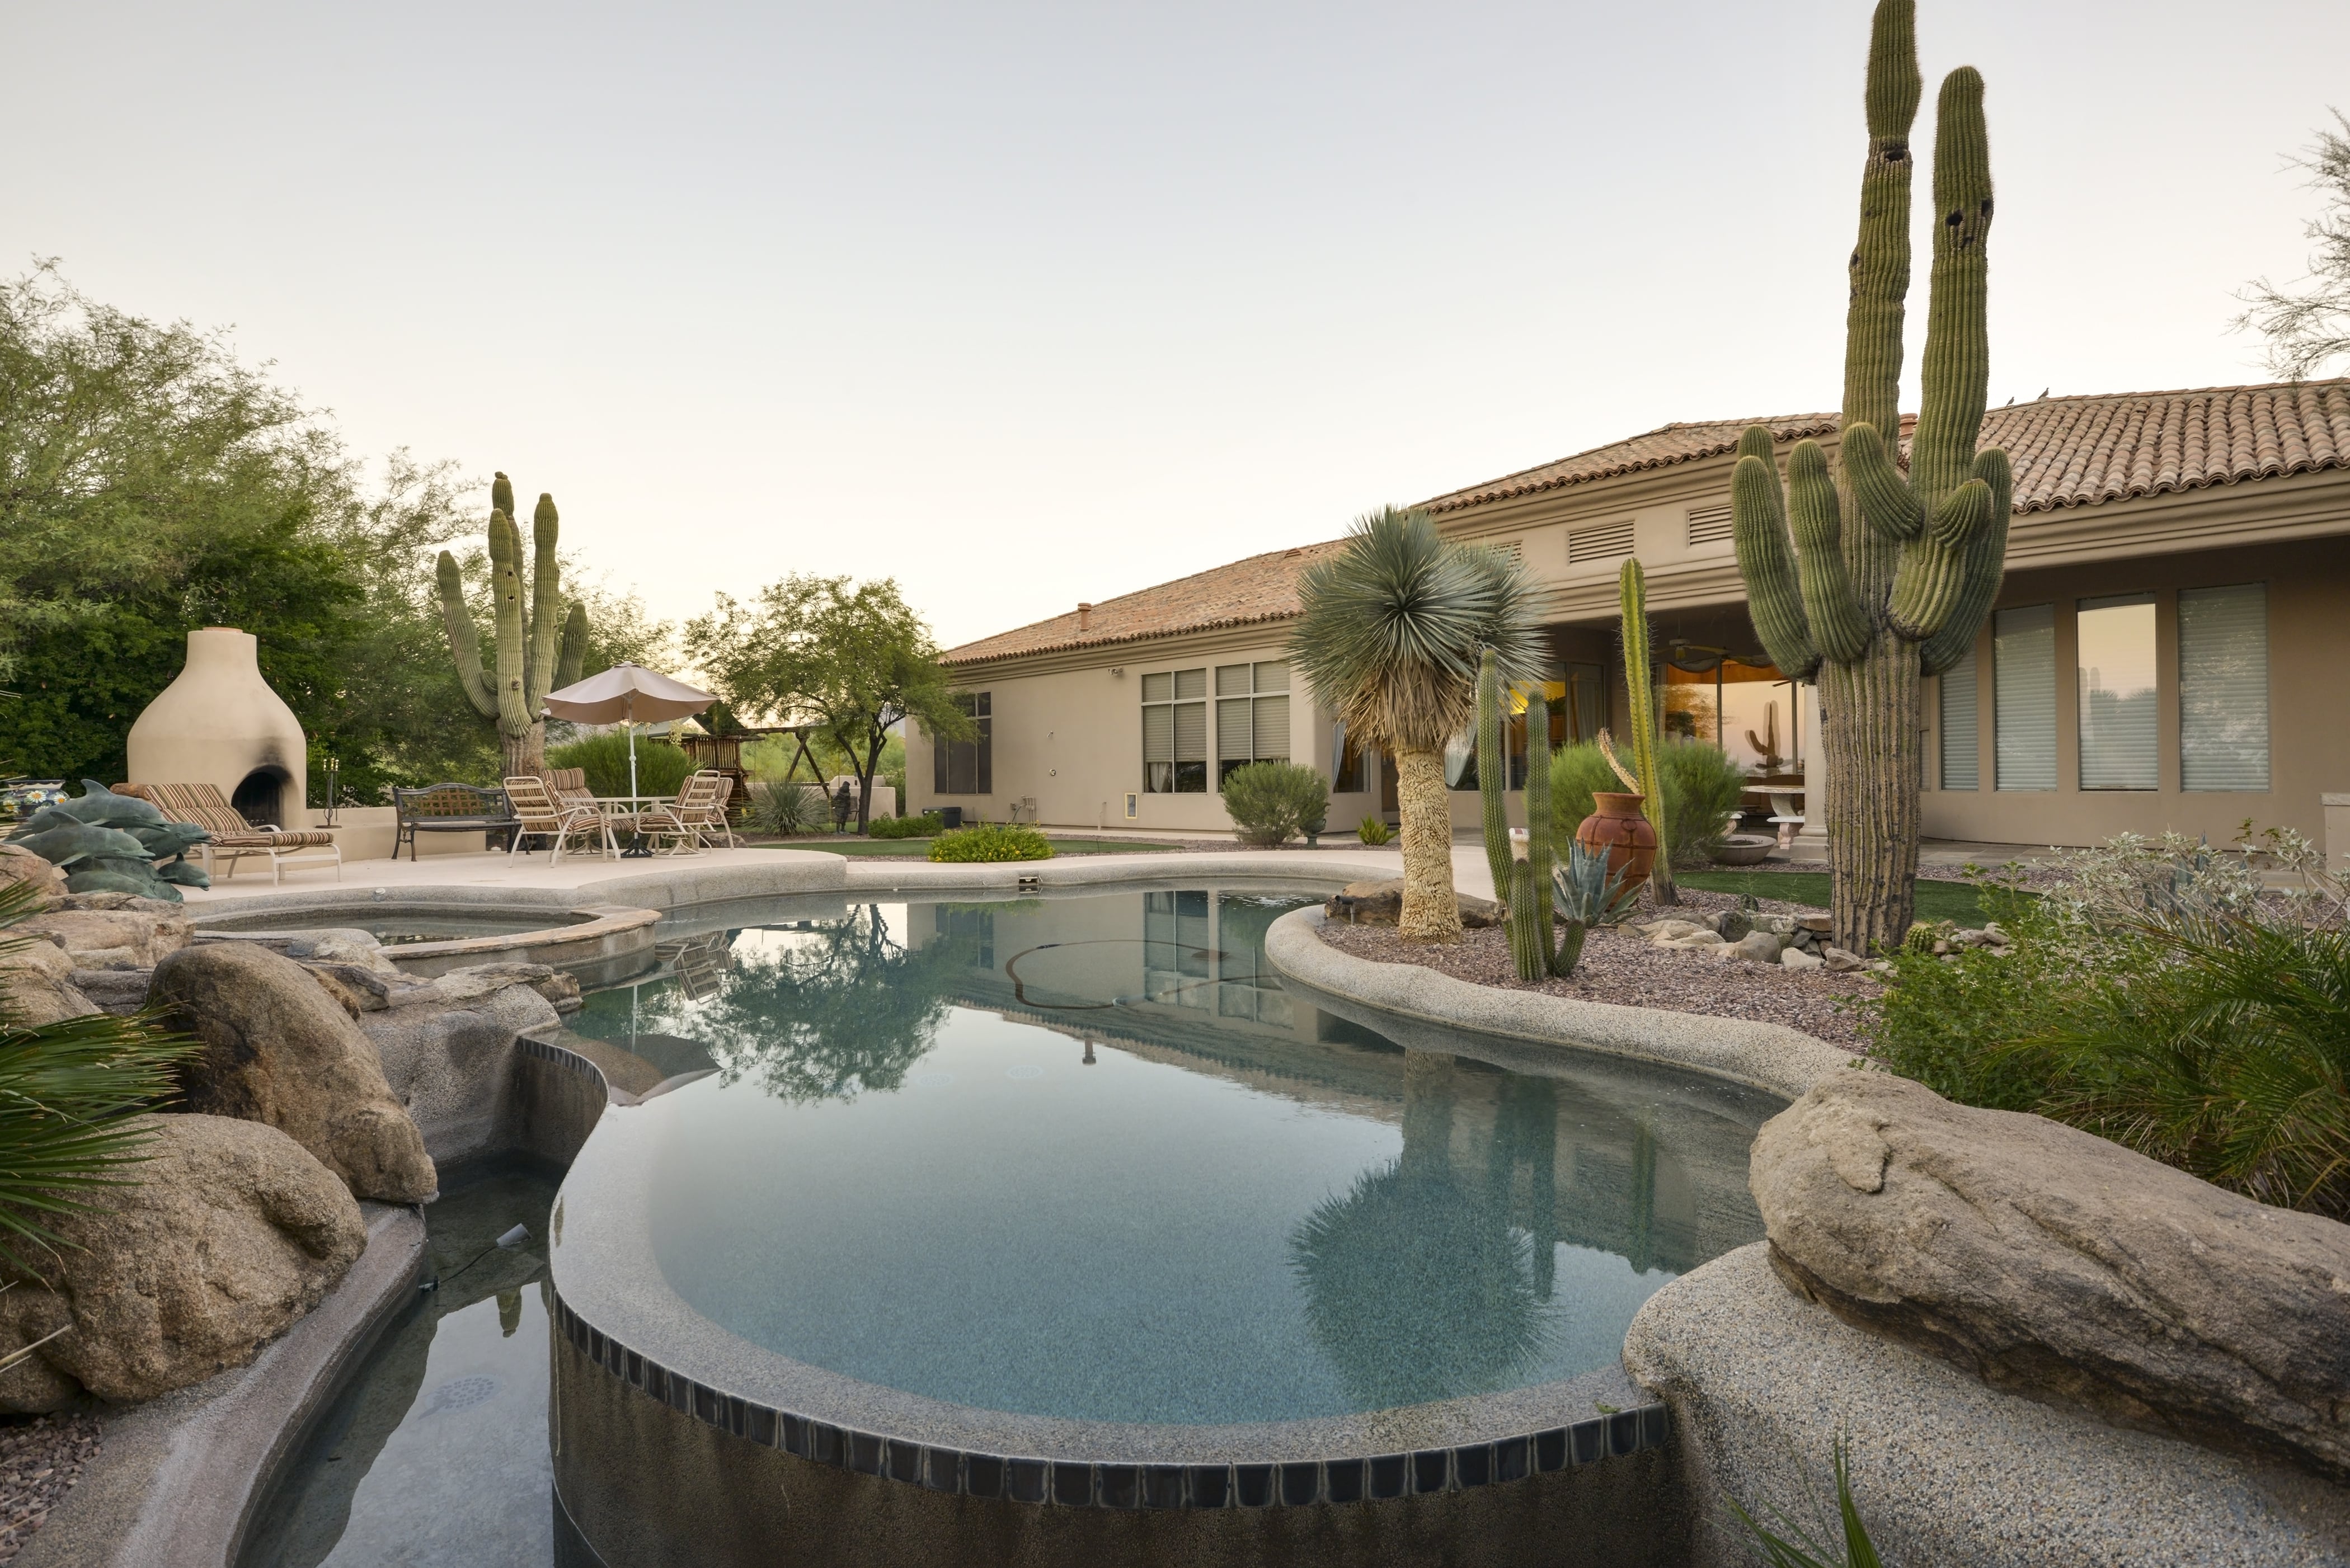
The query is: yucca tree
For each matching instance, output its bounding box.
[1291,508,1544,940]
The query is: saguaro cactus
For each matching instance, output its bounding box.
[1618,559,1674,904]
[1729,0,2005,954]
[438,472,591,778]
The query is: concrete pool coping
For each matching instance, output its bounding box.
[191,901,665,978]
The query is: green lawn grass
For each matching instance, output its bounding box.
[1675,869,2019,926]
[751,836,1178,857]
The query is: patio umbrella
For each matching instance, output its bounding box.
[541,663,716,797]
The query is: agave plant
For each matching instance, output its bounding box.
[1290,509,1543,940]
[0,881,194,1278]
[1551,837,1632,976]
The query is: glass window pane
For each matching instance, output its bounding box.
[1995,604,2056,791]
[1940,650,1979,790]
[2180,583,2269,791]
[1216,697,1253,761]
[2076,596,2158,790]
[1142,672,1171,703]
[1173,700,1207,762]
[1173,668,1207,700]
[1252,694,1289,761]
[1253,661,1289,693]
[1215,663,1253,697]
[1143,704,1172,763]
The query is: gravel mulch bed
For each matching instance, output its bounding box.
[0,1414,100,1562]
[1318,883,1881,1048]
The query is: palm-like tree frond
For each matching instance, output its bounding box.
[1290,508,1545,753]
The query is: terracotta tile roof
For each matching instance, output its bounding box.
[942,540,1346,666]
[1421,379,2350,517]
[949,380,2350,666]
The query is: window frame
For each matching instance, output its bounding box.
[933,691,992,795]
[1212,661,1291,788]
[1141,668,1209,793]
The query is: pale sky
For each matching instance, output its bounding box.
[10,1,2347,652]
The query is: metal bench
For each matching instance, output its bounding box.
[393,783,519,860]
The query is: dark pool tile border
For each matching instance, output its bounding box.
[553,1288,1668,1510]
[522,1034,608,1081]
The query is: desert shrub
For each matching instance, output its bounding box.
[868,812,944,840]
[744,780,820,836]
[1546,738,1745,866]
[928,823,1052,863]
[547,732,695,800]
[1357,815,1393,846]
[1867,828,2350,1217]
[1221,762,1329,847]
[1656,740,1749,867]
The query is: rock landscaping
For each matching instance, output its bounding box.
[0,1115,366,1414]
[152,943,440,1204]
[1318,881,1880,1046]
[1750,1071,2350,1477]
[0,1414,98,1562]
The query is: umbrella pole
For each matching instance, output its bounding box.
[628,721,640,799]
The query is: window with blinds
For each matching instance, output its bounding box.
[2180,583,2269,792]
[1214,661,1290,786]
[1686,504,1734,546]
[1566,519,1637,562]
[934,691,991,794]
[1939,651,1979,790]
[2076,595,2158,790]
[1994,604,2056,791]
[1141,668,1208,792]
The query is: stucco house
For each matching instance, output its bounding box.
[908,378,2350,861]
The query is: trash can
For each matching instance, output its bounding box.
[939,807,963,830]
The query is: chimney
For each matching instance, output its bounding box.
[1077,602,1093,632]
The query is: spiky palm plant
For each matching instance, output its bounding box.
[1291,510,1544,940]
[0,882,193,1279]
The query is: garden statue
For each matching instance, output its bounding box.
[5,779,212,901]
[1727,0,2006,953]
[437,473,591,778]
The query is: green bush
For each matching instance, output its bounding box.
[1548,739,1745,867]
[1357,815,1392,846]
[1221,762,1330,848]
[547,732,695,799]
[868,812,944,840]
[1866,829,2350,1219]
[928,823,1052,863]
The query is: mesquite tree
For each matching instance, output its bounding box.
[436,472,590,779]
[1729,0,2007,954]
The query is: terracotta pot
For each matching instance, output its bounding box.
[1574,792,1658,893]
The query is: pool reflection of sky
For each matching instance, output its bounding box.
[575,893,1759,1425]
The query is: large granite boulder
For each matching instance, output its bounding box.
[0,936,99,1027]
[0,1114,366,1412]
[1750,1071,2350,1476]
[360,967,561,1165]
[0,845,68,898]
[151,943,438,1203]
[14,898,193,969]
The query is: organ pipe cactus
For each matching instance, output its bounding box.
[1479,670,1564,982]
[1618,559,1674,904]
[1476,651,1514,910]
[437,472,591,778]
[1729,0,2005,954]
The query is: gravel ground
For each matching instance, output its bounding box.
[1318,881,1882,1048]
[0,1414,100,1562]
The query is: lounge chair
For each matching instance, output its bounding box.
[116,782,341,884]
[613,772,727,855]
[502,776,614,863]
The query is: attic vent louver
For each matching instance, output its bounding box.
[1686,505,1735,547]
[1566,519,1637,563]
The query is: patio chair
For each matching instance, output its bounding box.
[502,775,614,863]
[544,766,598,811]
[678,771,736,849]
[613,772,726,856]
[116,782,341,885]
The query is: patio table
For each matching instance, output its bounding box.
[596,795,689,859]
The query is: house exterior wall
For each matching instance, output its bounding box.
[909,625,1383,834]
[930,441,2350,848]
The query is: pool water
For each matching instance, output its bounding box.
[570,889,1774,1426]
[240,1166,560,1568]
[204,910,582,946]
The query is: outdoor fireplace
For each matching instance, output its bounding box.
[126,627,310,828]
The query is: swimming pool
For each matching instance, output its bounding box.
[551,887,1776,1566]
